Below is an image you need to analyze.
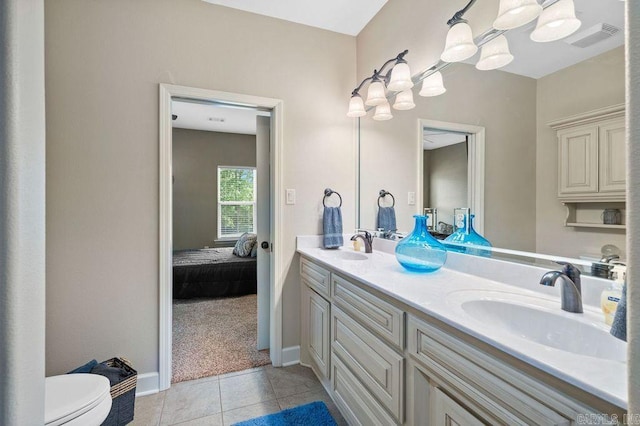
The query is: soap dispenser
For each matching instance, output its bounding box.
[601,264,626,325]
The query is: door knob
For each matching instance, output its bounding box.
[261,241,269,249]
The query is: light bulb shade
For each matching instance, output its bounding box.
[347,94,366,117]
[493,0,542,30]
[441,22,478,63]
[393,89,415,110]
[419,72,446,97]
[476,35,514,70]
[530,0,581,43]
[365,80,387,106]
[373,101,393,121]
[387,62,414,92]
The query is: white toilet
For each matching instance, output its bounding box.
[45,374,112,426]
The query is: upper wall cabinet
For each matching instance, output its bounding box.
[551,105,626,202]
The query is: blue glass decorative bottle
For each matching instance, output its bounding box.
[444,213,491,256]
[395,215,447,272]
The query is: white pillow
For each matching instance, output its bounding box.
[233,233,257,257]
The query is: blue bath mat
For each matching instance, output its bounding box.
[232,401,337,426]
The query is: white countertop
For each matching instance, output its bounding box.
[297,236,627,409]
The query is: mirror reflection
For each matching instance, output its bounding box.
[357,0,625,275]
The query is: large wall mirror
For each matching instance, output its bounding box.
[358,0,625,273]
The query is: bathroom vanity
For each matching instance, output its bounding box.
[297,236,626,425]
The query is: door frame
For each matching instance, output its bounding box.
[159,84,284,390]
[417,118,485,234]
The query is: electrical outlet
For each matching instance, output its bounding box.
[286,189,296,205]
[408,191,416,205]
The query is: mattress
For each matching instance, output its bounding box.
[172,247,257,299]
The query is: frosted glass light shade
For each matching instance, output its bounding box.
[530,0,581,42]
[441,22,478,63]
[347,94,366,117]
[476,35,514,70]
[493,0,542,30]
[393,89,415,110]
[373,101,393,121]
[387,62,414,92]
[365,80,387,106]
[419,72,446,97]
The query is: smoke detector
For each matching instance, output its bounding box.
[564,23,620,48]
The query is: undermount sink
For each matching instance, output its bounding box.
[447,290,626,363]
[323,251,368,261]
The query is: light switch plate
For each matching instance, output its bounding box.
[286,189,296,205]
[408,191,416,205]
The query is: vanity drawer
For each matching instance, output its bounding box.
[331,274,404,350]
[331,354,399,426]
[332,306,404,422]
[300,257,330,298]
[408,315,574,426]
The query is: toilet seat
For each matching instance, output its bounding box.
[45,374,112,426]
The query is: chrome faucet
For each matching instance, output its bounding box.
[351,230,373,253]
[539,262,583,313]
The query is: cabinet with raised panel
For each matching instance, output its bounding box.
[552,105,625,201]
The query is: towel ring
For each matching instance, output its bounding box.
[378,190,395,208]
[323,188,342,208]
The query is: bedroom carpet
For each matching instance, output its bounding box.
[172,294,271,383]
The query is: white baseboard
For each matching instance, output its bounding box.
[281,345,300,367]
[135,372,160,397]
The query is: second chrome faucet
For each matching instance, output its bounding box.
[539,262,583,313]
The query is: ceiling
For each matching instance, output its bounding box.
[474,0,625,79]
[201,0,387,36]
[172,100,269,134]
[423,129,467,151]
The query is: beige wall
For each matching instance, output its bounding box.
[427,142,468,228]
[536,47,626,259]
[45,0,356,376]
[356,0,537,251]
[172,129,256,250]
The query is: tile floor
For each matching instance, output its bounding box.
[132,365,347,425]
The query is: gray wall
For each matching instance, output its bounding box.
[426,142,468,228]
[45,0,356,376]
[536,46,626,258]
[172,129,256,250]
[0,0,46,423]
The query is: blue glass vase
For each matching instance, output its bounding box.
[444,214,491,256]
[395,215,447,272]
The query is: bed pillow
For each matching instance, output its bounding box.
[233,233,257,257]
[251,243,258,258]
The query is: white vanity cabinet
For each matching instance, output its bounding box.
[301,258,331,380]
[299,255,623,425]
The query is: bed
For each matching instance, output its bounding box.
[172,247,257,299]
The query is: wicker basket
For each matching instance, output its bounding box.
[92,357,137,426]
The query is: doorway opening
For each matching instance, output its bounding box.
[170,99,271,383]
[417,119,485,235]
[159,84,284,391]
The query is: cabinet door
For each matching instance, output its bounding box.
[558,125,598,196]
[431,387,485,426]
[307,288,330,379]
[598,118,626,194]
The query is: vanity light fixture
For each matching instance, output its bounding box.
[347,50,413,118]
[530,0,581,43]
[419,71,447,97]
[393,89,416,110]
[476,35,514,70]
[493,0,543,30]
[373,100,393,121]
[440,0,479,63]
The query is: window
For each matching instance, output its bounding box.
[218,166,257,239]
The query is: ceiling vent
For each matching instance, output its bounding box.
[564,23,620,48]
